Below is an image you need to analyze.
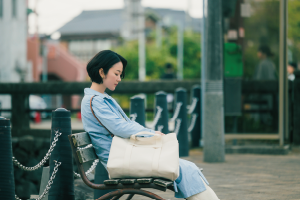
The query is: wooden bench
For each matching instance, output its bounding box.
[68,132,176,200]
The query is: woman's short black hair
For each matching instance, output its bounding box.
[87,50,127,84]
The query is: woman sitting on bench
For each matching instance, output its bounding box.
[81,50,220,200]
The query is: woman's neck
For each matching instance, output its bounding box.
[90,82,106,94]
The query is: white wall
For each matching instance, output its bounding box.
[0,0,28,116]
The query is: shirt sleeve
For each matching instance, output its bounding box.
[92,97,154,138]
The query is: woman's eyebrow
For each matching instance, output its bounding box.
[117,70,122,73]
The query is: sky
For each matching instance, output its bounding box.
[27,0,203,35]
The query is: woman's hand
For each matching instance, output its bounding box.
[155,131,164,135]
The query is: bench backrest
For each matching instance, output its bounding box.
[69,132,97,163]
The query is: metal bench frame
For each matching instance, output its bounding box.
[68,132,175,200]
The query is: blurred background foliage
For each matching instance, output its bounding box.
[288,0,300,63]
[113,27,201,80]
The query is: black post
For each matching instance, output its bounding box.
[48,108,74,200]
[0,117,15,199]
[94,162,114,199]
[11,94,30,136]
[190,85,201,147]
[155,91,169,134]
[175,88,189,157]
[293,71,300,145]
[130,95,146,126]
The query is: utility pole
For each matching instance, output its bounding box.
[202,0,225,162]
[123,0,146,81]
[138,1,146,81]
[177,23,184,80]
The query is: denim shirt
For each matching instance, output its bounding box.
[81,88,155,164]
[81,88,208,198]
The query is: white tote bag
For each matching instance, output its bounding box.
[90,95,179,181]
[107,132,180,181]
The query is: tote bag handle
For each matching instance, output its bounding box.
[90,95,114,137]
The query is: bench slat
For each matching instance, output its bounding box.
[71,132,92,148]
[120,179,136,184]
[76,146,97,163]
[153,179,173,188]
[137,178,153,184]
[104,179,120,185]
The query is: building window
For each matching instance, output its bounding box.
[0,0,3,18]
[12,0,17,18]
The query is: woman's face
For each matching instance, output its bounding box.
[100,61,123,91]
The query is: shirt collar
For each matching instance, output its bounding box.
[84,88,111,100]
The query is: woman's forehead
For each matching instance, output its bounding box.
[111,61,123,71]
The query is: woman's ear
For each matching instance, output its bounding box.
[99,68,105,79]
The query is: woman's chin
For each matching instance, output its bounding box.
[108,87,116,91]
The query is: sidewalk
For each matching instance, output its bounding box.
[74,148,300,200]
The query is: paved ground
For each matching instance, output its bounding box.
[74,147,300,200]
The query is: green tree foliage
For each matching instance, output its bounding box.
[288,0,300,61]
[113,27,201,80]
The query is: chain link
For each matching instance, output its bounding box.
[188,114,198,132]
[73,159,99,178]
[174,118,182,135]
[12,130,62,171]
[151,106,163,129]
[130,113,137,121]
[15,160,62,200]
[170,102,183,122]
[188,98,198,114]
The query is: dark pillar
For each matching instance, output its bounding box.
[48,108,74,200]
[94,162,114,199]
[0,117,15,199]
[203,0,225,162]
[155,91,169,134]
[293,71,300,144]
[130,95,146,126]
[190,85,201,147]
[11,94,30,136]
[175,88,189,157]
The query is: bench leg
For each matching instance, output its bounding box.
[97,189,165,200]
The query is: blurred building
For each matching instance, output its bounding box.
[0,0,28,83]
[0,0,28,115]
[56,8,201,62]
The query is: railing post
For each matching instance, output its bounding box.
[190,85,201,147]
[48,108,74,200]
[11,94,30,136]
[155,91,169,134]
[175,88,189,157]
[0,117,15,199]
[130,95,146,126]
[293,71,300,145]
[94,162,114,199]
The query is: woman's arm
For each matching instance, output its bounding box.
[92,98,154,138]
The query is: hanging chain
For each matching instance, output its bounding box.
[188,114,198,132]
[151,106,163,128]
[157,125,164,132]
[170,102,182,122]
[174,118,182,135]
[74,159,99,178]
[12,130,62,171]
[130,113,137,121]
[188,98,198,114]
[15,160,62,200]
